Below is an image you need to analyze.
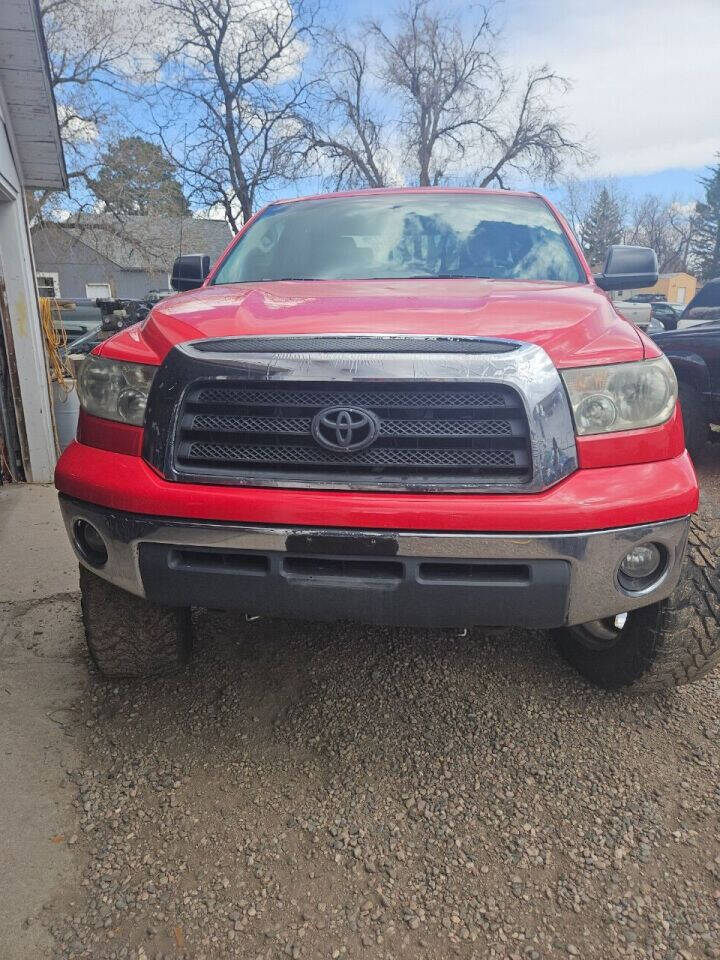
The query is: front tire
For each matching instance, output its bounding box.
[554,508,720,691]
[80,566,192,679]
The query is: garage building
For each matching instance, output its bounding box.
[0,0,67,483]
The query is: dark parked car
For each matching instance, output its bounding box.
[652,320,720,454]
[650,301,681,330]
[681,277,720,324]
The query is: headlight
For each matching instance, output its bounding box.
[561,357,677,436]
[77,355,157,426]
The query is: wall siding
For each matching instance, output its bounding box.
[32,226,170,300]
[0,95,57,482]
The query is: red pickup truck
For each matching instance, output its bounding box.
[55,188,719,691]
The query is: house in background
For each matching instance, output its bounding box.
[624,271,698,305]
[31,215,233,301]
[0,0,67,483]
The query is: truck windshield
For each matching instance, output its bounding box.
[212,193,585,285]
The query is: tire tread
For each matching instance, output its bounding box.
[556,507,720,691]
[80,566,191,679]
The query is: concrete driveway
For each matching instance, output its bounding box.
[0,484,84,959]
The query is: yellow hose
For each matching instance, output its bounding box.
[39,297,70,391]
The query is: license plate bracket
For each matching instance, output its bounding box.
[285,532,399,556]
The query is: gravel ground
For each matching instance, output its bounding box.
[41,443,720,960]
[696,442,720,505]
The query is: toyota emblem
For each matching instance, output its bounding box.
[311,406,380,452]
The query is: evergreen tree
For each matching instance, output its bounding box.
[691,158,720,281]
[91,137,190,217]
[579,187,624,269]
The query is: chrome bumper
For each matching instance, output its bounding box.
[59,496,690,628]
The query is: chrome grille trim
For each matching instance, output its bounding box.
[149,337,578,493]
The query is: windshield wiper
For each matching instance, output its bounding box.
[221,274,495,283]
[402,274,493,280]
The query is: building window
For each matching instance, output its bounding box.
[36,273,60,298]
[85,282,112,299]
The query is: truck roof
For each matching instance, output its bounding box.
[268,186,543,207]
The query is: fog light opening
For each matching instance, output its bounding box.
[617,543,667,593]
[73,519,108,567]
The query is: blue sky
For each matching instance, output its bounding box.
[321,0,719,204]
[543,169,707,208]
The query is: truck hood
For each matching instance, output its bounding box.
[102,278,649,368]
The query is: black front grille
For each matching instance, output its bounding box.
[172,380,532,488]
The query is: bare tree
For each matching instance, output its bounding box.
[34,0,155,222]
[468,66,588,189]
[625,194,697,273]
[559,176,598,240]
[302,0,588,190]
[560,178,698,273]
[370,1,499,187]
[300,31,392,190]
[150,0,319,231]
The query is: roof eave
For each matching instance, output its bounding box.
[27,0,68,190]
[0,0,68,191]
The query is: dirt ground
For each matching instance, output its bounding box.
[1,444,719,960]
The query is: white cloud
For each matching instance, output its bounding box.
[56,105,98,144]
[193,204,231,220]
[503,0,720,177]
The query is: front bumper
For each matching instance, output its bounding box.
[55,442,699,532]
[59,496,690,629]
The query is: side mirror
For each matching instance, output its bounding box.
[594,245,658,291]
[170,254,211,291]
